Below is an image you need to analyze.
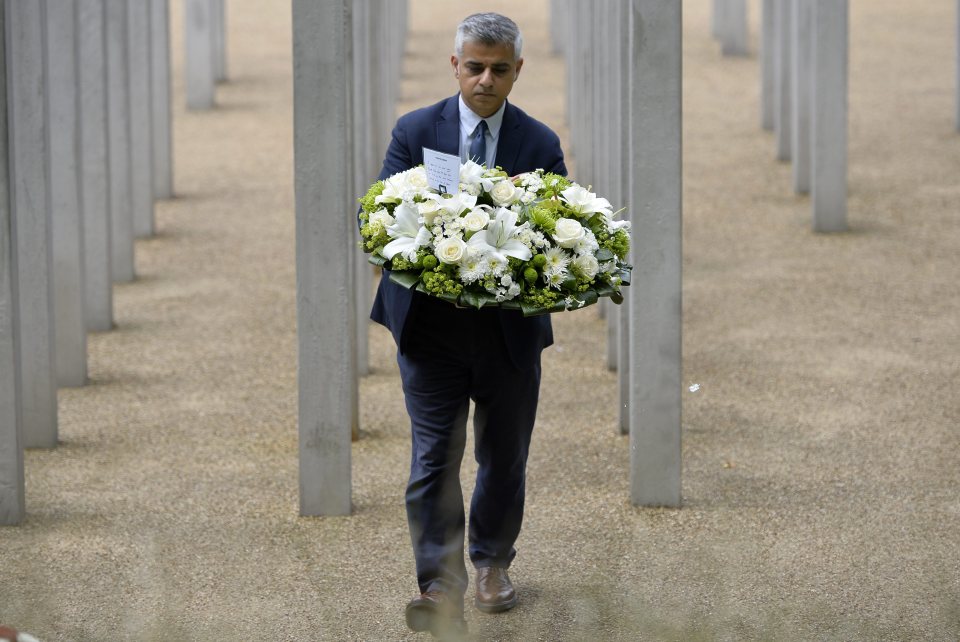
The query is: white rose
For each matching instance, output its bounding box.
[418,200,441,225]
[553,218,586,248]
[572,254,600,280]
[435,236,467,264]
[490,180,521,206]
[368,208,394,228]
[461,209,490,232]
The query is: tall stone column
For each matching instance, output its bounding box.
[293,0,356,516]
[761,0,775,130]
[352,0,370,382]
[720,0,748,56]
[0,0,26,525]
[811,0,848,232]
[627,0,682,508]
[211,0,226,82]
[775,0,793,161]
[128,2,154,238]
[791,0,813,194]
[105,0,135,282]
[47,0,88,387]
[8,0,59,449]
[185,0,215,110]
[956,0,959,131]
[78,0,114,332]
[617,0,632,435]
[151,0,173,199]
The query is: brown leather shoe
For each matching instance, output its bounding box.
[474,567,518,613]
[405,591,468,638]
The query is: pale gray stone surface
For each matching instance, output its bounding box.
[791,0,813,194]
[105,0,135,282]
[128,1,155,238]
[627,0,682,507]
[775,0,794,161]
[46,0,88,388]
[0,0,26,526]
[7,0,59,450]
[352,0,370,380]
[811,0,848,232]
[150,0,173,199]
[293,0,356,516]
[211,0,226,82]
[78,0,114,332]
[761,0,775,130]
[720,0,749,56]
[184,0,214,109]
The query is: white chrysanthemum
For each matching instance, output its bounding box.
[543,247,571,272]
[484,255,507,277]
[544,270,566,290]
[457,250,486,283]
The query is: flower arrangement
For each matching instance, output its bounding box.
[357,161,632,316]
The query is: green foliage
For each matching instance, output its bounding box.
[359,181,386,213]
[598,228,630,260]
[423,269,463,297]
[523,267,538,284]
[421,255,438,270]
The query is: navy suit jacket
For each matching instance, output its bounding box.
[370,95,567,369]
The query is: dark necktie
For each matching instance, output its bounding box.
[469,120,488,166]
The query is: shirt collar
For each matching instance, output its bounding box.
[458,94,506,141]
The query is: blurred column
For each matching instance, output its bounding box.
[0,0,26,525]
[811,0,848,232]
[8,0,59,449]
[293,0,356,516]
[628,0,682,508]
[602,2,618,370]
[185,0,215,110]
[47,0,88,387]
[791,0,813,194]
[78,0,114,332]
[720,0,748,56]
[151,0,173,198]
[105,0,135,282]
[761,0,775,130]
[550,0,566,55]
[775,0,793,161]
[617,0,631,435]
[128,1,154,238]
[353,0,371,383]
[211,0,226,82]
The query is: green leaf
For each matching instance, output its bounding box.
[368,254,387,268]
[610,290,624,305]
[520,300,551,317]
[618,266,632,286]
[577,289,599,308]
[460,290,497,310]
[388,270,420,290]
[595,248,615,262]
[595,281,616,297]
[500,300,522,311]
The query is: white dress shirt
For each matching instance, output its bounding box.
[458,94,505,169]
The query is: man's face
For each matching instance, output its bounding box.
[451,40,523,118]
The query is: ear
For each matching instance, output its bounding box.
[514,57,524,80]
[451,55,460,77]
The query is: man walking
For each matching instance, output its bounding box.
[370,13,566,637]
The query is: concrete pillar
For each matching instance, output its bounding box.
[617,0,631,435]
[352,0,370,382]
[78,0,114,332]
[712,0,723,38]
[0,0,26,526]
[761,0,775,130]
[956,0,959,131]
[150,0,173,199]
[791,0,813,194]
[775,0,793,161]
[811,0,848,233]
[47,0,88,388]
[293,0,356,516]
[627,0,682,507]
[550,0,566,55]
[128,2,154,238]
[720,0,749,56]
[105,0,135,283]
[8,0,59,449]
[602,3,618,372]
[211,0,226,82]
[185,0,215,110]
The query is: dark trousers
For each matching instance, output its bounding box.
[397,295,541,598]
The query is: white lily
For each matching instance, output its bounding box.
[459,160,496,192]
[560,184,613,217]
[382,201,431,261]
[467,207,533,263]
[424,191,478,216]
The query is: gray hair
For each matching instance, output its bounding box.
[454,13,523,60]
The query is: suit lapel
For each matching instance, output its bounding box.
[495,102,523,175]
[435,96,460,157]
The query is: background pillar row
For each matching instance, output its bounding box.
[105,0,135,282]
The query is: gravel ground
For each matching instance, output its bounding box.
[2,0,958,640]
